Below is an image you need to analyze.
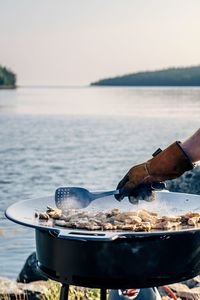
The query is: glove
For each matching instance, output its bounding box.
[116,141,193,201]
[127,182,166,203]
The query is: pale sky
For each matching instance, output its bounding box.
[1,0,200,86]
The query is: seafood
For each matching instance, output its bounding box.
[35,207,200,232]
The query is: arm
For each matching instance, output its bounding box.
[181,128,200,163]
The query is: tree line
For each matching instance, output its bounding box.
[91,65,200,86]
[0,65,16,88]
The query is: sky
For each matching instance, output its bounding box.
[1,0,200,86]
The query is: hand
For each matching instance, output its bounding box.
[116,142,193,201]
[127,182,166,204]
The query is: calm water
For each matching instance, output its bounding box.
[0,86,200,278]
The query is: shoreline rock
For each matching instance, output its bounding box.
[167,165,200,195]
[0,277,54,300]
[169,277,200,300]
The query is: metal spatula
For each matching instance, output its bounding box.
[55,183,166,211]
[55,187,120,210]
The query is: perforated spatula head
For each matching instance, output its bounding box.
[55,186,120,211]
[55,187,93,210]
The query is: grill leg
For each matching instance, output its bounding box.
[60,284,69,300]
[100,288,107,300]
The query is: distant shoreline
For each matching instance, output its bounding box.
[0,85,16,90]
[3,85,200,90]
[0,65,16,89]
[91,65,200,86]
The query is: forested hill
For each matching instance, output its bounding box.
[0,65,16,89]
[91,66,200,86]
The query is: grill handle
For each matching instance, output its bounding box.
[57,229,127,241]
[56,229,152,241]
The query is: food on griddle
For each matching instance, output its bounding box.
[46,206,62,219]
[187,216,200,226]
[151,220,181,230]
[134,222,151,232]
[35,206,63,220]
[35,212,50,220]
[35,207,200,232]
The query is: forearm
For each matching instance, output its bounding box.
[181,128,200,163]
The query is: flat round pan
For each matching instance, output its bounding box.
[5,191,200,241]
[5,191,200,288]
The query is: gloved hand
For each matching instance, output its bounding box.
[116,141,193,201]
[127,182,166,203]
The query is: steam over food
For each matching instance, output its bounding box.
[35,206,200,232]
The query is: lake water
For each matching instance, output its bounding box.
[0,86,200,279]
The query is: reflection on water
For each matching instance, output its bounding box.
[0,86,200,278]
[1,86,200,117]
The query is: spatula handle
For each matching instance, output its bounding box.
[92,189,120,200]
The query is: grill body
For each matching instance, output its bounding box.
[36,228,200,289]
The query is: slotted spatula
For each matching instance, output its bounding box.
[55,183,166,211]
[55,187,120,210]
